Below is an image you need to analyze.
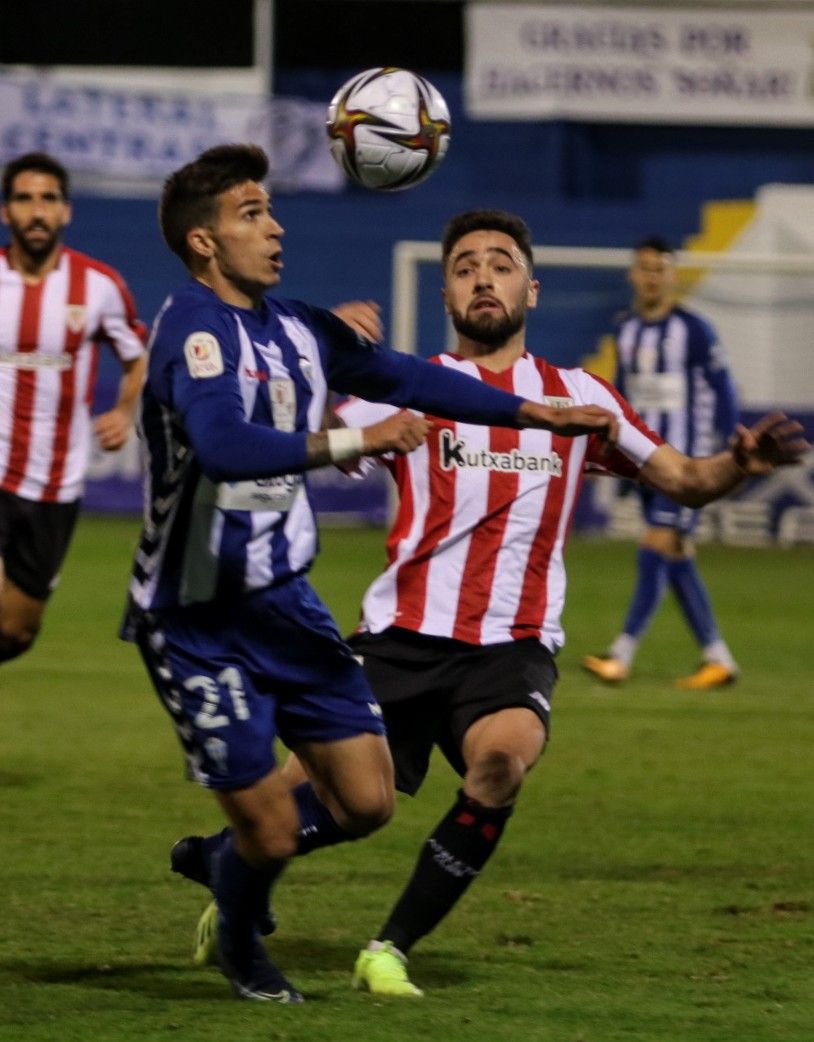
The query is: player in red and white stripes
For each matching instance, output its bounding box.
[338,210,807,997]
[0,152,146,664]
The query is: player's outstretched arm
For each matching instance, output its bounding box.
[306,411,431,468]
[640,412,809,507]
[516,400,620,444]
[328,335,621,437]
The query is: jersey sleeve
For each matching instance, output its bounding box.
[575,370,664,477]
[149,299,309,480]
[336,396,402,427]
[97,267,148,361]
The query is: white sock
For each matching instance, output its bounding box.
[367,939,407,960]
[702,640,737,671]
[609,633,639,668]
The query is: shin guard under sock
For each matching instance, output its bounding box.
[378,790,513,953]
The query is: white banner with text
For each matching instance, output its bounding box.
[0,74,343,194]
[466,3,814,125]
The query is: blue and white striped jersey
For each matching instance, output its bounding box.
[127,280,526,611]
[613,305,739,457]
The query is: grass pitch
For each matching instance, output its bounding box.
[0,516,812,1042]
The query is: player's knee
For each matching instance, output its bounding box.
[341,789,394,838]
[0,626,37,663]
[468,748,526,805]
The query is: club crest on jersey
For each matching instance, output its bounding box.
[184,331,224,378]
[65,305,86,334]
[438,429,562,476]
[269,378,297,432]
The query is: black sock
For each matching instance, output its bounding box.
[377,789,513,954]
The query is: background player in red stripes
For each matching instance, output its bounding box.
[0,152,146,663]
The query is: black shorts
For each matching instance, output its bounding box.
[349,627,557,796]
[0,489,80,600]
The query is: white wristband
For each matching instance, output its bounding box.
[327,426,365,463]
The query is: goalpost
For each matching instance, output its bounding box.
[392,242,814,361]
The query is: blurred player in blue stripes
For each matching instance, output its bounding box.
[582,236,740,689]
[122,144,621,1003]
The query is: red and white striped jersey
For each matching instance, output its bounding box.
[0,246,146,503]
[339,352,663,652]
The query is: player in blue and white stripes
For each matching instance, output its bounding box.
[583,236,741,689]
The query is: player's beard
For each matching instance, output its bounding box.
[11,220,61,263]
[450,300,526,351]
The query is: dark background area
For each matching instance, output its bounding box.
[274,0,464,70]
[0,0,462,70]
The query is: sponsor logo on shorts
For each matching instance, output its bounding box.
[528,690,551,713]
[204,736,229,774]
[367,702,383,718]
[439,428,562,476]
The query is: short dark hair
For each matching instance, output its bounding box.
[634,235,675,256]
[159,143,269,265]
[2,152,70,201]
[442,209,534,270]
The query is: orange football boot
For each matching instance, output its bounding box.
[673,663,737,690]
[581,654,629,683]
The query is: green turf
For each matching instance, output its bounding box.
[1,516,812,1042]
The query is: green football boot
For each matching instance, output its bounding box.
[352,941,423,998]
[193,899,220,967]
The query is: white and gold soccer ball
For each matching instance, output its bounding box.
[326,67,451,191]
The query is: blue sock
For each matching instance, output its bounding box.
[622,547,669,638]
[215,836,275,974]
[201,827,231,883]
[292,781,353,855]
[667,558,719,647]
[197,782,350,875]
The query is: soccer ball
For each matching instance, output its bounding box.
[326,67,451,191]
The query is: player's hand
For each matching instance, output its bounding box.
[332,300,383,342]
[517,401,619,444]
[362,410,432,456]
[730,413,810,476]
[94,407,132,451]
